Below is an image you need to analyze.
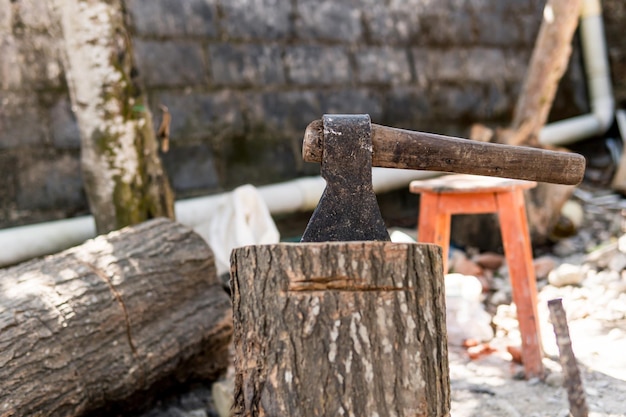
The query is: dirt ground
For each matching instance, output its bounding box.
[448,315,626,417]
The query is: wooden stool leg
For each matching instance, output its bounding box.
[418,193,452,273]
[497,189,544,379]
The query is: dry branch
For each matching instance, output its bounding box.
[548,298,589,417]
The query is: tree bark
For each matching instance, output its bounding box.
[470,0,582,243]
[508,0,582,243]
[230,242,450,417]
[0,219,232,417]
[57,0,175,234]
[506,0,582,148]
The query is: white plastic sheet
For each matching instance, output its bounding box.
[194,184,280,276]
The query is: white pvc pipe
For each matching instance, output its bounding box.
[539,0,614,146]
[0,169,439,267]
[0,217,97,267]
[0,0,615,267]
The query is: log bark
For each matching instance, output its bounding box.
[0,219,232,417]
[57,0,175,234]
[230,242,450,417]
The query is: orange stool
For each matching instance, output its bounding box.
[410,174,544,379]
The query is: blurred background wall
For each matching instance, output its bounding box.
[0,0,624,229]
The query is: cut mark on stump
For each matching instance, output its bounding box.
[288,276,408,292]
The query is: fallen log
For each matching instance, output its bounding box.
[0,218,232,417]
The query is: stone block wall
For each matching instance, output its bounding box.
[0,0,624,229]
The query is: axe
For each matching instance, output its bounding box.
[300,114,585,242]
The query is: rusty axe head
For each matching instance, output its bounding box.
[300,114,587,243]
[300,115,390,242]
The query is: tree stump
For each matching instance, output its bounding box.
[0,219,232,417]
[230,242,450,417]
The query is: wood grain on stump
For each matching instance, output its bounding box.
[231,242,450,417]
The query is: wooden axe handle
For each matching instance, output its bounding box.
[303,120,586,185]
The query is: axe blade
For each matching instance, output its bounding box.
[301,114,390,243]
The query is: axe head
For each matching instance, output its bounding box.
[301,114,390,242]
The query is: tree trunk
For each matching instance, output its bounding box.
[470,0,582,243]
[57,0,175,234]
[0,219,232,417]
[507,0,582,243]
[230,242,450,417]
[506,0,582,148]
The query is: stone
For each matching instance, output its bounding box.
[0,92,45,149]
[544,371,563,388]
[161,144,220,195]
[16,151,85,211]
[209,44,285,87]
[246,90,320,133]
[0,153,17,212]
[618,234,626,253]
[126,0,218,37]
[608,252,626,272]
[548,263,586,288]
[533,256,558,280]
[413,48,466,83]
[220,0,290,40]
[318,89,383,121]
[418,10,475,45]
[473,252,505,271]
[449,251,484,278]
[383,87,431,126]
[445,273,493,346]
[362,3,420,44]
[552,236,586,258]
[465,48,507,82]
[354,47,412,84]
[284,45,352,86]
[150,91,243,143]
[49,97,81,149]
[295,0,362,43]
[474,12,524,46]
[212,378,234,417]
[429,83,489,120]
[133,40,206,87]
[561,200,585,228]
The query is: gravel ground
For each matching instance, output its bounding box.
[448,185,626,416]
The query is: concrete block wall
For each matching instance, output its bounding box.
[0,0,623,229]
